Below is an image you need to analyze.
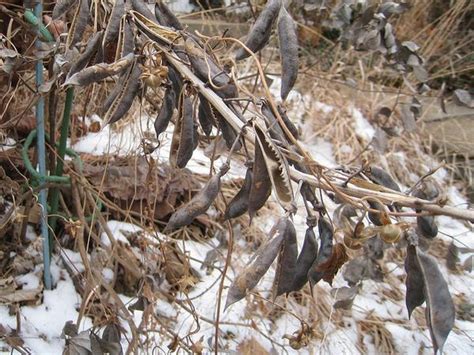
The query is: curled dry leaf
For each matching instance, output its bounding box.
[254,122,293,210]
[308,217,334,287]
[170,96,195,168]
[155,0,183,30]
[103,59,142,124]
[64,53,135,86]
[277,6,299,101]
[225,165,253,220]
[52,0,78,19]
[235,0,282,60]
[417,248,455,354]
[272,219,297,298]
[165,166,228,231]
[314,243,348,285]
[103,0,125,47]
[154,87,176,137]
[331,285,358,310]
[248,139,272,221]
[292,222,318,292]
[225,217,288,309]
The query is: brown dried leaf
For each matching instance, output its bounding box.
[225,217,287,309]
[315,243,348,285]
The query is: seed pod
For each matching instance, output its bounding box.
[165,166,228,231]
[235,0,282,60]
[131,0,157,23]
[277,6,299,101]
[192,122,199,151]
[64,53,135,86]
[225,217,287,309]
[405,244,426,319]
[277,104,299,139]
[367,198,391,226]
[260,99,287,143]
[367,166,400,192]
[52,0,78,19]
[154,87,176,137]
[67,30,103,79]
[167,65,183,101]
[170,96,194,168]
[215,111,240,150]
[273,218,298,298]
[103,0,124,47]
[103,60,142,124]
[185,39,238,99]
[254,122,293,210]
[154,1,183,30]
[225,165,253,220]
[416,215,438,239]
[117,17,135,59]
[308,217,334,287]
[66,0,90,49]
[197,94,216,136]
[292,222,318,291]
[248,138,272,221]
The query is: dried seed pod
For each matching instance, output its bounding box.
[224,165,253,220]
[225,217,287,309]
[367,198,391,226]
[235,0,282,60]
[64,53,135,86]
[131,0,157,23]
[292,221,318,291]
[117,17,135,59]
[413,178,440,201]
[367,166,400,192]
[272,219,297,298]
[277,104,299,140]
[215,111,240,150]
[277,6,299,101]
[66,0,90,49]
[103,60,142,124]
[254,122,294,210]
[248,138,272,221]
[379,223,402,243]
[308,217,334,287]
[67,30,103,79]
[167,65,183,101]
[197,94,216,136]
[260,99,287,143]
[154,1,183,30]
[170,96,194,168]
[103,0,124,47]
[405,245,425,319]
[52,0,78,19]
[192,122,199,151]
[416,215,438,239]
[154,87,176,137]
[165,166,228,231]
[185,39,238,99]
[416,248,455,353]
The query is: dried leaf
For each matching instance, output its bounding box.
[272,219,297,298]
[103,59,142,124]
[254,122,293,210]
[170,96,194,168]
[446,242,460,271]
[235,0,282,60]
[417,248,455,353]
[165,166,227,231]
[162,241,199,290]
[154,87,176,137]
[63,330,92,355]
[292,223,318,291]
[453,89,473,108]
[308,217,334,287]
[315,243,348,285]
[225,217,288,309]
[277,6,299,100]
[248,139,272,221]
[225,165,253,220]
[331,285,358,309]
